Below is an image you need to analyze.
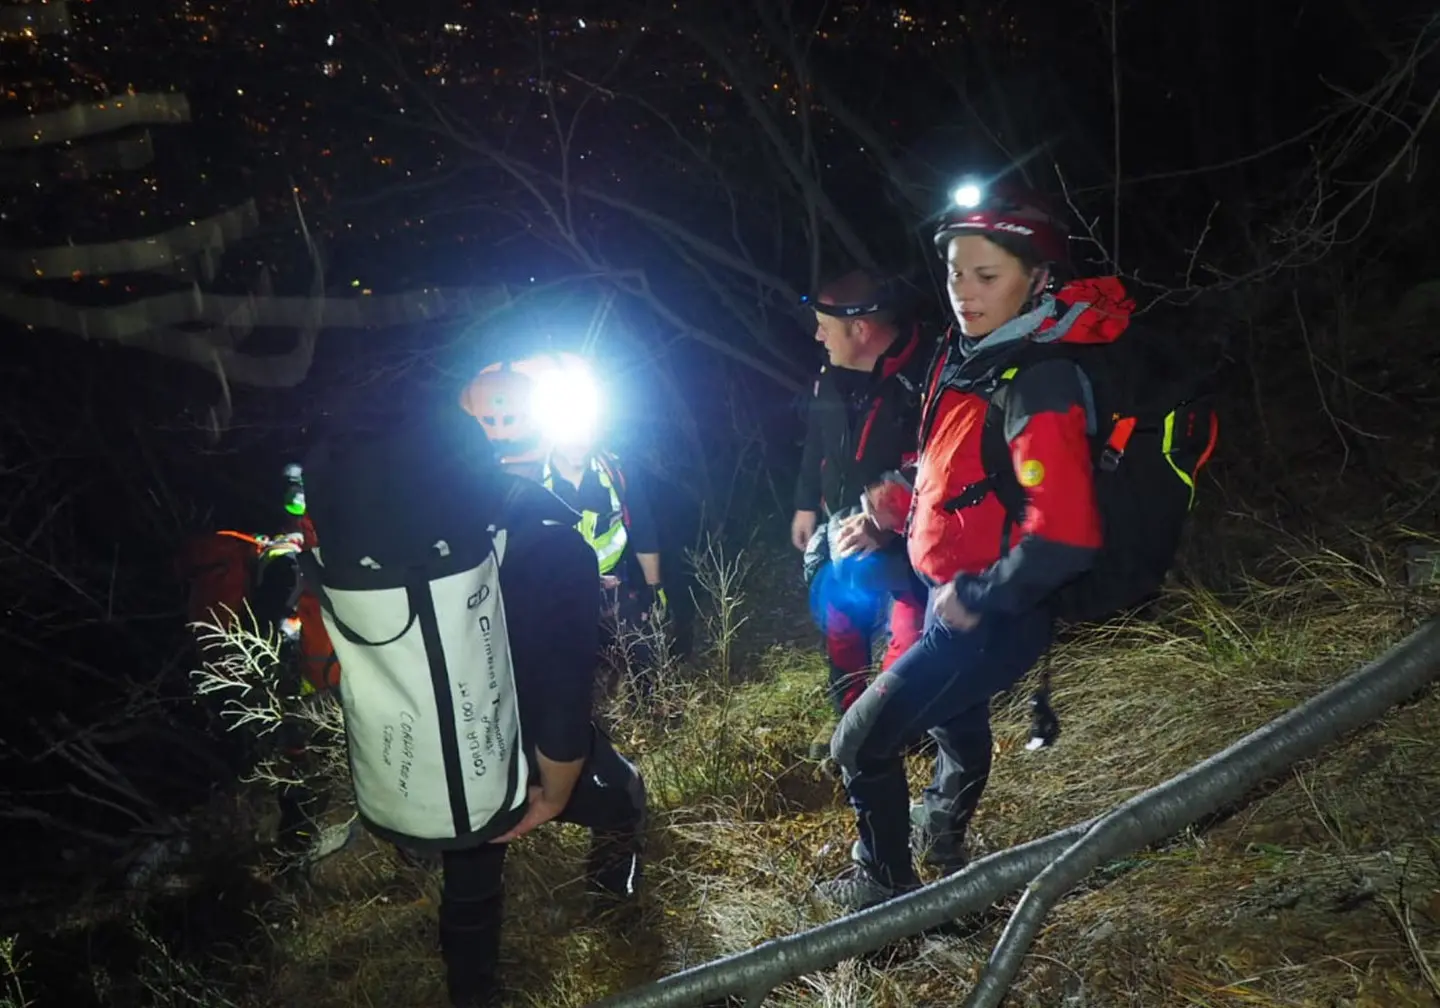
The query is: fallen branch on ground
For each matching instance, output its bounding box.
[585,819,1099,1008]
[963,615,1440,1008]
[589,615,1440,1008]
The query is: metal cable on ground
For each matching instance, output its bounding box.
[962,615,1440,1008]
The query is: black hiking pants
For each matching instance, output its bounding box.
[830,595,1052,890]
[439,724,646,1008]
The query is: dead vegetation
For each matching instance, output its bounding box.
[111,520,1430,1008]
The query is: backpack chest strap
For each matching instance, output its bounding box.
[941,367,1023,516]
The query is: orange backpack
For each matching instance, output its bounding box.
[177,530,341,695]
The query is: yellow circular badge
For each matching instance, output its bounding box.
[1018,459,1045,488]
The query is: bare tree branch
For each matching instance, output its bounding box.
[0,92,190,149]
[671,11,877,269]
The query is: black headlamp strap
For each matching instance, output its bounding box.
[799,288,892,319]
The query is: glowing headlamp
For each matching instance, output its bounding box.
[282,463,306,516]
[951,182,984,209]
[530,357,601,447]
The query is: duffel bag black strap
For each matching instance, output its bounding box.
[298,550,414,648]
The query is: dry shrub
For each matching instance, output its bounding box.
[195,530,1440,1008]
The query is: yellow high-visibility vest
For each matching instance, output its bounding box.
[543,456,628,575]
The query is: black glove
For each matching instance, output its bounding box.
[640,584,668,620]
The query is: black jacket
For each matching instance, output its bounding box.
[543,450,660,588]
[502,517,600,764]
[794,325,932,518]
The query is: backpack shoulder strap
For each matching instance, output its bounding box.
[982,372,1026,518]
[917,338,958,449]
[593,451,632,530]
[496,470,582,529]
[939,365,1026,518]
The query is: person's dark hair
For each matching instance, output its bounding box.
[968,230,1073,291]
[978,232,1042,274]
[816,269,899,327]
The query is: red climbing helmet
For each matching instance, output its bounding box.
[932,179,1070,268]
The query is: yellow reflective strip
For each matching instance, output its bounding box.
[549,456,628,572]
[597,547,624,575]
[1162,411,1197,508]
[578,508,599,542]
[589,457,627,573]
[1001,366,1019,380]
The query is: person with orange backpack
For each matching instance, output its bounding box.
[818,179,1219,910]
[177,465,341,852]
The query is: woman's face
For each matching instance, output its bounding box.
[945,235,1040,339]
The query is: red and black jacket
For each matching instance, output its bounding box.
[904,278,1131,613]
[794,325,932,519]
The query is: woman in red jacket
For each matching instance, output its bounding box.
[820,182,1127,909]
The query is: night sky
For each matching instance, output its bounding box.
[6,1,1424,331]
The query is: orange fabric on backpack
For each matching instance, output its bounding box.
[178,530,264,631]
[295,588,341,693]
[289,516,341,694]
[176,528,341,695]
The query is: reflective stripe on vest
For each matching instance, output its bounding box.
[256,537,301,571]
[543,457,628,574]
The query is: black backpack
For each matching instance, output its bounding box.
[939,319,1220,624]
[297,410,577,846]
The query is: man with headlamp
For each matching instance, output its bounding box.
[460,350,668,697]
[791,270,931,746]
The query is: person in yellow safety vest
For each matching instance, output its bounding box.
[542,446,665,606]
[460,350,669,698]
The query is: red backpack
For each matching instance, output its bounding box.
[177,530,272,632]
[176,530,340,694]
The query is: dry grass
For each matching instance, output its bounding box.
[99,529,1440,1008]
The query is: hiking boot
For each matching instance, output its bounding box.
[844,803,969,876]
[586,830,643,911]
[306,818,362,865]
[808,722,836,761]
[909,799,970,874]
[815,863,918,912]
[275,783,329,855]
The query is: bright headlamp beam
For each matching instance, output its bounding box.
[952,183,983,209]
[530,362,601,447]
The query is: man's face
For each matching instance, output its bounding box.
[814,311,867,370]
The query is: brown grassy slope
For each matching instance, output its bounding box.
[232,526,1440,1008]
